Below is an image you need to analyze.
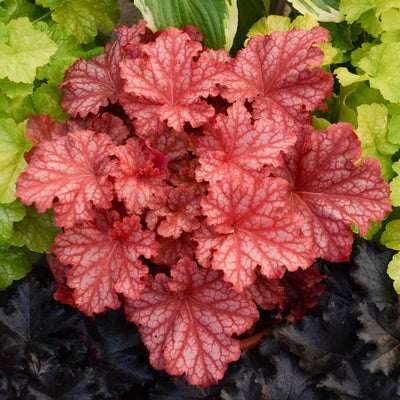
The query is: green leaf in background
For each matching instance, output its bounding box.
[0,199,26,245]
[381,219,400,250]
[9,207,62,253]
[36,23,86,82]
[230,0,269,55]
[0,78,33,99]
[390,161,400,207]
[134,0,238,50]
[0,17,57,83]
[1,0,44,21]
[49,0,120,44]
[357,42,400,104]
[0,244,40,290]
[286,0,344,22]
[26,81,69,121]
[0,118,32,203]
[340,0,400,38]
[356,103,397,181]
[387,252,400,293]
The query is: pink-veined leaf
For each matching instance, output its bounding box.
[221,27,333,132]
[15,130,114,228]
[151,233,197,266]
[125,258,259,387]
[59,20,148,119]
[195,102,296,183]
[109,137,168,215]
[119,27,230,134]
[275,123,392,262]
[52,211,159,315]
[195,174,315,292]
[157,186,202,238]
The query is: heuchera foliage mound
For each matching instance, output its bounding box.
[15,21,391,387]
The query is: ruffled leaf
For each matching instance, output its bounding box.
[196,174,315,291]
[52,212,159,315]
[119,27,229,134]
[275,123,392,262]
[125,258,258,387]
[109,137,168,215]
[221,27,333,132]
[16,130,114,229]
[195,102,296,183]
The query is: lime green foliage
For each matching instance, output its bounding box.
[134,0,238,50]
[0,200,26,245]
[0,0,119,290]
[49,0,119,44]
[0,17,57,83]
[0,245,40,290]
[387,253,400,293]
[286,0,344,22]
[9,207,62,253]
[0,119,32,203]
[340,0,400,38]
[356,103,398,181]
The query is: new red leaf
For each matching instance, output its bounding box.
[195,102,295,183]
[125,258,258,387]
[119,27,229,134]
[15,130,114,228]
[52,212,159,315]
[221,27,333,132]
[26,113,68,145]
[109,137,168,215]
[195,175,315,292]
[157,187,202,238]
[276,123,392,262]
[278,267,327,320]
[247,270,284,311]
[151,233,197,267]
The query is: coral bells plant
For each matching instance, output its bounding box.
[15,20,391,387]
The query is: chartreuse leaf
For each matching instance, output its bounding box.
[389,161,400,206]
[0,78,33,99]
[0,17,57,83]
[0,245,40,290]
[36,24,86,82]
[9,206,62,253]
[287,0,345,22]
[50,0,120,44]
[380,222,400,293]
[381,220,400,250]
[387,253,400,293]
[387,103,400,145]
[356,103,397,181]
[357,42,400,104]
[27,81,69,121]
[340,0,400,38]
[0,199,26,245]
[0,118,33,203]
[134,0,238,51]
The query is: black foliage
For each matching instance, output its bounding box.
[0,240,400,399]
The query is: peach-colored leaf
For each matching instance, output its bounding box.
[125,258,258,386]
